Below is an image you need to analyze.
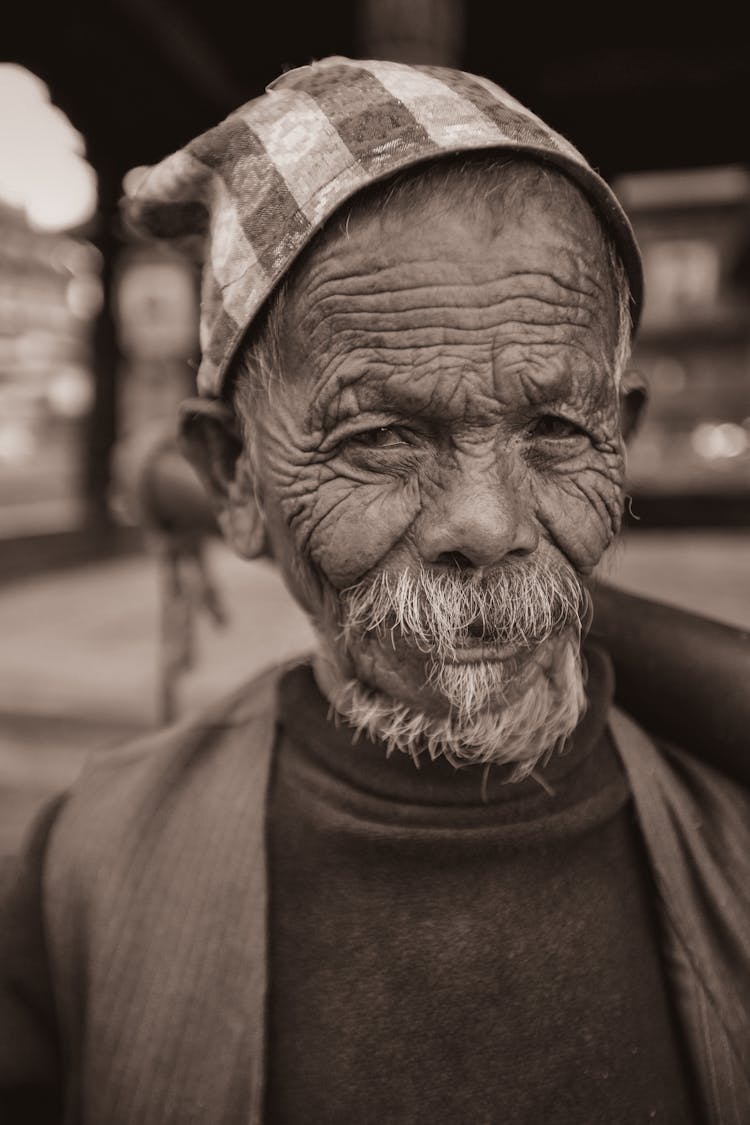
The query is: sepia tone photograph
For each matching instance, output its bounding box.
[1,8,749,1123]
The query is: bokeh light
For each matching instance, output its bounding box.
[691,422,749,461]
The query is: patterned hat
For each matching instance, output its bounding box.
[124,56,643,399]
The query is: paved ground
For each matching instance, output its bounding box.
[1,530,748,851]
[0,549,314,851]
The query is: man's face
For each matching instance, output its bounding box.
[241,175,623,714]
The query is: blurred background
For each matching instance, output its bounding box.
[1,8,749,845]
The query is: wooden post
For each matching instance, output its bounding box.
[84,165,121,532]
[357,0,465,66]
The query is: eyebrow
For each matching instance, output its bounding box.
[312,377,411,431]
[307,328,614,430]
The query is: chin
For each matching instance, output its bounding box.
[327,632,587,780]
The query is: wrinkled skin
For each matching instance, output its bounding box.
[196,177,633,714]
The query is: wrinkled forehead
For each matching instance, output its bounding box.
[280,158,623,389]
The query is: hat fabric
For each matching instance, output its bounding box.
[125,56,643,398]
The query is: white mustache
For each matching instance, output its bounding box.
[340,556,587,661]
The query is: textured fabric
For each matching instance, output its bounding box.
[265,653,699,1124]
[611,710,750,1125]
[43,667,281,1125]
[2,662,749,1123]
[123,56,643,398]
[0,797,64,1124]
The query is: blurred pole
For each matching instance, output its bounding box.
[357,0,465,66]
[155,536,227,726]
[84,166,121,531]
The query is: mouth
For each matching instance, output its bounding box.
[447,640,535,664]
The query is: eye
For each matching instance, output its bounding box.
[345,425,410,450]
[528,415,589,441]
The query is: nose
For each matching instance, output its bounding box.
[416,458,539,571]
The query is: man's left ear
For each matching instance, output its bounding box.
[619,368,648,443]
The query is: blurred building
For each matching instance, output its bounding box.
[0,200,101,536]
[617,167,750,519]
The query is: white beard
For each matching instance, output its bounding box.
[314,554,589,782]
[317,632,586,783]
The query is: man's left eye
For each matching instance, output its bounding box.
[346,426,409,449]
[528,415,589,441]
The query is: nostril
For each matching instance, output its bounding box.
[435,551,474,571]
[510,542,536,559]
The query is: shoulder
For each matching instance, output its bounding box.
[46,660,304,885]
[609,704,750,1088]
[32,664,305,1079]
[610,705,750,842]
[74,658,295,785]
[611,704,748,790]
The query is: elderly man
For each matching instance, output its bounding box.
[2,57,749,1125]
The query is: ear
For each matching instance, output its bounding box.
[619,368,648,443]
[178,397,268,558]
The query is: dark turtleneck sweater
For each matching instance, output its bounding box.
[265,647,699,1124]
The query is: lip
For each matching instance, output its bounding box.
[448,643,525,664]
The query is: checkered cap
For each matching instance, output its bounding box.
[125,56,643,398]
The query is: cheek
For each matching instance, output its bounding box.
[310,476,422,587]
[273,466,422,590]
[533,453,626,573]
